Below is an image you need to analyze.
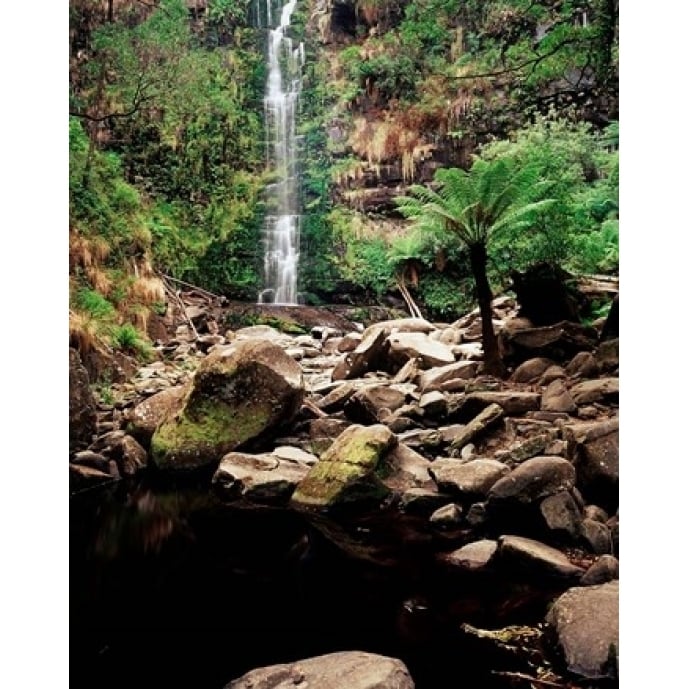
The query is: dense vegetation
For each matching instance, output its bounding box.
[69,0,618,366]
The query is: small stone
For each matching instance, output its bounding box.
[429,503,463,528]
[581,555,619,586]
[440,539,498,572]
[580,518,612,554]
[584,505,609,523]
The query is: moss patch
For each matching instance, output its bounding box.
[151,397,272,470]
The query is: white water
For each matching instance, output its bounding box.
[256,0,304,305]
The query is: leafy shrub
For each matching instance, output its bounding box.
[75,288,116,319]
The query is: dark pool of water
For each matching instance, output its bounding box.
[70,477,550,689]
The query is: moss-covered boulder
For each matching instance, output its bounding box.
[150,340,304,470]
[290,424,398,513]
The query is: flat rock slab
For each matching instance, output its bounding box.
[388,332,456,369]
[226,650,415,689]
[546,581,619,679]
[488,456,576,505]
[417,361,479,391]
[497,535,584,580]
[332,327,388,381]
[430,458,510,497]
[440,539,498,572]
[212,452,311,506]
[449,403,504,453]
[344,385,408,424]
[510,357,557,383]
[462,391,542,416]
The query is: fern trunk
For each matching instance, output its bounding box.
[469,243,505,378]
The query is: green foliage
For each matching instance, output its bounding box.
[110,323,154,360]
[75,288,116,320]
[417,272,472,320]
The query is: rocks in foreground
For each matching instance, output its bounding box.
[226,651,415,689]
[150,340,305,470]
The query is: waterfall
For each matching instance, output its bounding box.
[255,0,304,305]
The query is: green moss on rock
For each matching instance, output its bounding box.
[291,424,397,511]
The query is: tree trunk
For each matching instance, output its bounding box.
[469,242,505,377]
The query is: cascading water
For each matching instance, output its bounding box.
[255,0,304,305]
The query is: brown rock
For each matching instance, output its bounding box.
[430,458,510,497]
[541,379,577,413]
[69,348,97,454]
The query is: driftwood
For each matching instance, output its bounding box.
[159,273,224,303]
[396,276,423,319]
[161,279,199,339]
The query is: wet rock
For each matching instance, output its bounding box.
[212,451,311,506]
[497,535,584,580]
[545,581,618,679]
[125,385,186,446]
[290,424,397,513]
[440,539,498,572]
[569,377,619,405]
[539,491,583,538]
[332,327,387,381]
[388,332,456,369]
[429,503,463,528]
[151,340,304,470]
[69,348,98,454]
[430,458,510,498]
[417,361,479,391]
[564,417,619,512]
[488,456,576,506]
[566,351,599,379]
[581,555,619,586]
[344,385,407,424]
[225,650,415,689]
[449,403,504,454]
[580,518,612,554]
[509,357,556,383]
[541,379,576,413]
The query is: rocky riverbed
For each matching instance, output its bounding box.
[70,295,619,688]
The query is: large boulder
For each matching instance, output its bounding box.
[500,321,598,365]
[150,340,304,470]
[387,332,456,369]
[545,581,618,679]
[344,385,407,424]
[496,535,584,580]
[69,347,97,454]
[430,458,510,498]
[417,361,479,392]
[226,651,415,689]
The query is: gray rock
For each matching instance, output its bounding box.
[430,458,510,497]
[332,327,388,381]
[125,385,186,445]
[440,539,498,572]
[488,456,576,505]
[449,403,504,454]
[580,518,612,554]
[566,351,599,378]
[581,555,619,586]
[344,385,407,424]
[541,379,576,413]
[510,357,556,383]
[388,332,456,369]
[417,361,479,391]
[429,503,463,528]
[226,651,415,689]
[399,488,450,516]
[212,451,311,506]
[539,491,583,538]
[151,340,305,470]
[564,417,619,512]
[497,535,584,580]
[545,581,618,679]
[569,377,619,405]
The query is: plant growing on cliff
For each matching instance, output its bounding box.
[395,158,553,376]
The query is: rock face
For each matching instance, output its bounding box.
[150,340,305,470]
[69,347,97,454]
[226,651,415,689]
[546,581,619,679]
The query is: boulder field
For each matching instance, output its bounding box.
[70,295,619,686]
